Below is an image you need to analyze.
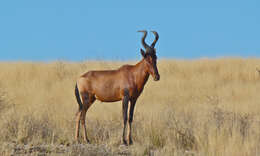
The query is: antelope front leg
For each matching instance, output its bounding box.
[128,99,136,145]
[122,90,129,145]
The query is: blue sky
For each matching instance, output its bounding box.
[0,0,259,61]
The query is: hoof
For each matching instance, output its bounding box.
[84,139,91,144]
[129,140,133,145]
[122,139,128,146]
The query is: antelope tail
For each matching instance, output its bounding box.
[75,83,83,111]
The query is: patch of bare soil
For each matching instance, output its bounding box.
[0,143,132,156]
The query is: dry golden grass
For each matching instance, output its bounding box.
[0,58,260,155]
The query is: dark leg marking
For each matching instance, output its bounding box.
[75,84,83,141]
[128,99,136,145]
[122,89,129,145]
[80,93,94,143]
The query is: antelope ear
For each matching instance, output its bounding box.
[140,49,146,58]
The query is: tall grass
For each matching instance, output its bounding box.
[0,58,260,155]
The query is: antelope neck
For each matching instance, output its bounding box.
[132,59,150,87]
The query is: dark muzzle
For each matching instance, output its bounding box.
[154,74,160,81]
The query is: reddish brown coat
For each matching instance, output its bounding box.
[74,30,160,145]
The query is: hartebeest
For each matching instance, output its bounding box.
[74,30,160,145]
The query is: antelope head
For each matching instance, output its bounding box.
[138,30,160,81]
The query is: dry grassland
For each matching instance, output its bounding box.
[0,58,260,155]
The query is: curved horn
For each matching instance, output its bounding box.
[150,31,159,48]
[138,30,149,49]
